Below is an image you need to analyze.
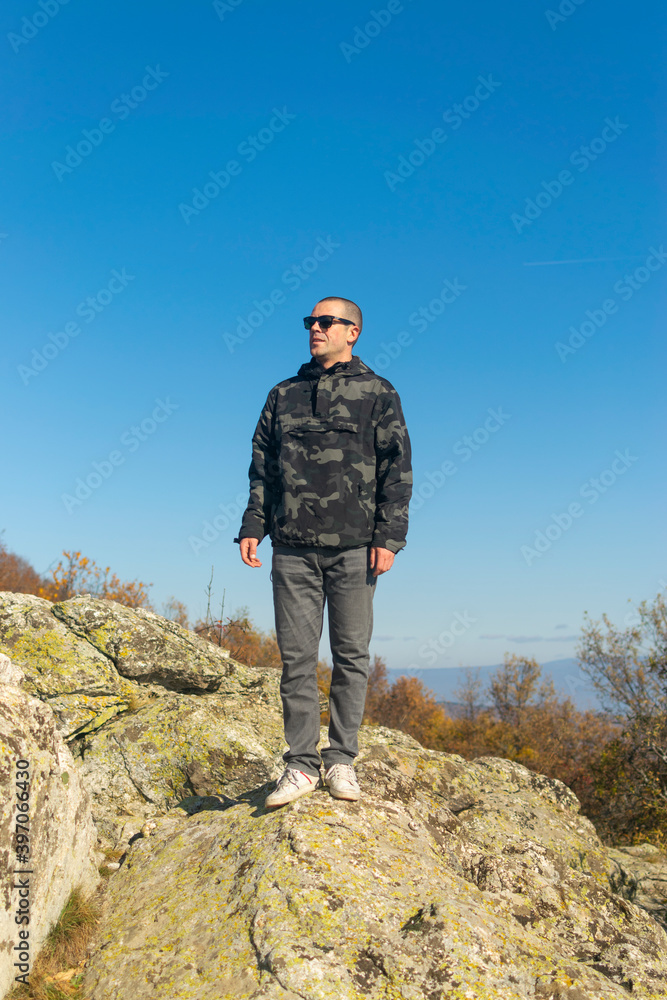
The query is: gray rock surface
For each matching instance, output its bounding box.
[52,596,229,691]
[3,592,667,999]
[0,592,133,738]
[73,665,285,846]
[0,661,98,1000]
[608,843,667,928]
[0,593,233,739]
[0,652,23,687]
[82,735,667,999]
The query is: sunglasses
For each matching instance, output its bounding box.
[303,315,355,331]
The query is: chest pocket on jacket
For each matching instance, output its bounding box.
[276,414,360,453]
[275,414,361,480]
[276,415,359,436]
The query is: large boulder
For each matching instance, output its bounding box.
[4,592,667,999]
[0,654,98,1000]
[73,665,285,846]
[51,596,230,691]
[82,732,667,1000]
[0,593,234,739]
[0,592,132,738]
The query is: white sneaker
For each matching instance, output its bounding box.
[324,763,360,801]
[265,768,321,808]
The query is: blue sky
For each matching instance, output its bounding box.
[1,0,664,682]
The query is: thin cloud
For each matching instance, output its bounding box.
[523,256,642,266]
[481,631,577,642]
[507,634,578,643]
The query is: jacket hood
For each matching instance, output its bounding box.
[297,355,374,380]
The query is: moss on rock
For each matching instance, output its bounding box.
[5,592,667,999]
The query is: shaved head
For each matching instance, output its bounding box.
[308,297,363,368]
[316,297,363,333]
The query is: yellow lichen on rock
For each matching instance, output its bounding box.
[82,741,667,1000]
[3,594,667,1000]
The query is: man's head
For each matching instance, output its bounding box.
[306,297,362,369]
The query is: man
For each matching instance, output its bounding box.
[235,296,412,807]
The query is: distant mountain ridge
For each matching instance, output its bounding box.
[387,657,604,712]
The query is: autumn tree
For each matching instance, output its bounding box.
[454,666,484,723]
[426,659,619,842]
[363,654,391,722]
[488,654,557,726]
[221,609,282,669]
[0,539,155,611]
[39,551,153,609]
[439,668,496,759]
[576,591,667,844]
[590,713,667,844]
[194,603,283,669]
[363,657,448,746]
[316,658,332,724]
[0,536,45,595]
[162,597,189,628]
[577,593,667,719]
[382,675,449,746]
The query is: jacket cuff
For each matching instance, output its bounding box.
[370,532,404,554]
[237,521,267,544]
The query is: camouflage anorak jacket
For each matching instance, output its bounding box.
[237,355,412,553]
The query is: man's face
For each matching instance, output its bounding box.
[308,300,359,366]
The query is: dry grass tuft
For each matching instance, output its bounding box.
[8,887,100,1000]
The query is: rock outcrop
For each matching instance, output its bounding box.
[0,653,98,1000]
[0,593,232,740]
[81,735,667,1000]
[0,592,131,739]
[608,843,667,928]
[74,666,285,846]
[2,592,667,1000]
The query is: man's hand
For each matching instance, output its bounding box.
[240,537,262,567]
[369,546,394,577]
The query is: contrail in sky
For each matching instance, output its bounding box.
[523,256,642,266]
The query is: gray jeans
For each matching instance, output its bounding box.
[271,544,377,777]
